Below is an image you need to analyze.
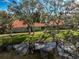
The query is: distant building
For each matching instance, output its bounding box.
[12,19,64,28]
[0,19,64,33]
[12,19,27,28]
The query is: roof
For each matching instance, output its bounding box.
[34,22,45,27]
[12,19,64,28]
[12,20,27,28]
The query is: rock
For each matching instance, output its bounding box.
[13,42,29,55]
[40,50,49,59]
[76,42,79,48]
[35,41,57,52]
[6,45,14,52]
[57,41,77,59]
[42,42,57,51]
[58,42,76,53]
[63,42,76,53]
[35,42,45,50]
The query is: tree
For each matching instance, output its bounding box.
[7,0,37,34]
[6,0,79,34]
[0,11,11,33]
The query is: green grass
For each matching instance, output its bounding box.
[0,29,79,45]
[56,30,79,39]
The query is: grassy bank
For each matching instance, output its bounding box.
[0,30,79,45]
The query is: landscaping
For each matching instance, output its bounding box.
[0,0,79,59]
[0,29,79,45]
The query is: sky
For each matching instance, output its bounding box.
[0,0,8,11]
[0,0,21,11]
[0,0,79,11]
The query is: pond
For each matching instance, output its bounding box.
[0,51,40,59]
[0,51,56,59]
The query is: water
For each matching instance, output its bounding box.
[0,51,40,59]
[0,51,58,59]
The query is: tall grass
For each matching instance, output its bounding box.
[0,30,79,45]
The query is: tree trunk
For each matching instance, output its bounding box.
[27,24,34,35]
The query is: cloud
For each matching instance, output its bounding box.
[75,0,79,4]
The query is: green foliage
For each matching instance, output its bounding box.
[0,30,79,45]
[0,34,27,45]
[11,35,27,44]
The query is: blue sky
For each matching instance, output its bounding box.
[0,0,47,10]
[0,0,21,11]
[0,0,79,11]
[0,1,8,10]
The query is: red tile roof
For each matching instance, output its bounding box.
[12,20,27,28]
[34,22,45,27]
[49,20,64,26]
[12,19,64,28]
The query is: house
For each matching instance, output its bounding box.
[12,19,64,28]
[49,20,64,26]
[0,19,64,33]
[12,19,27,28]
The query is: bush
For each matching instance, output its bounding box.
[11,35,27,44]
[0,35,27,45]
